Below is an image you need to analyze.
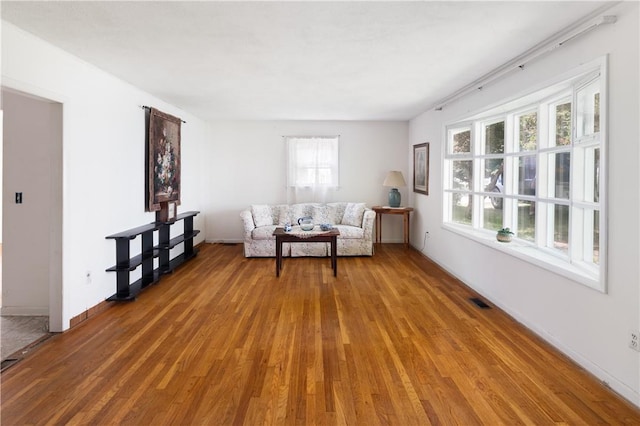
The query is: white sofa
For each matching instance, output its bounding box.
[240,202,375,257]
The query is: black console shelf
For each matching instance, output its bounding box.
[106,211,200,301]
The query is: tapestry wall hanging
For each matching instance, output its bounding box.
[146,107,181,212]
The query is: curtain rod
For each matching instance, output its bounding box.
[282,135,341,138]
[140,105,186,124]
[431,2,620,111]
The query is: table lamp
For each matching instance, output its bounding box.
[383,171,406,207]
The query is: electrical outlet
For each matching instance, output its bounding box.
[85,271,92,285]
[629,330,640,352]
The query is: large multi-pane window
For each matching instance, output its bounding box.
[444,62,605,290]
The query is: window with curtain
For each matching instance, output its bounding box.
[285,136,339,203]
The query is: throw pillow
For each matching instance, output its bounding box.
[251,204,274,227]
[341,203,366,227]
[276,205,291,225]
[289,204,309,224]
[312,205,337,225]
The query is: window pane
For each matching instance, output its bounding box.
[452,129,471,154]
[550,152,570,199]
[517,200,536,242]
[318,168,332,185]
[591,147,600,203]
[483,196,503,231]
[451,193,472,225]
[452,160,472,190]
[577,79,600,138]
[593,210,600,264]
[300,168,314,186]
[517,156,536,196]
[485,121,505,154]
[553,204,569,253]
[555,102,571,146]
[519,112,537,151]
[484,159,503,209]
[484,156,503,186]
[594,93,600,133]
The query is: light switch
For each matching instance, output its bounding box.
[15,192,22,204]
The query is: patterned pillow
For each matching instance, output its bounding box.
[289,204,309,224]
[341,203,366,227]
[276,205,291,225]
[251,204,273,227]
[327,203,347,222]
[312,205,337,225]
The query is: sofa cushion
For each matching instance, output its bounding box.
[251,204,274,227]
[289,203,318,225]
[334,225,364,239]
[312,204,338,225]
[341,202,366,227]
[251,225,278,240]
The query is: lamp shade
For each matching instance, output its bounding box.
[383,171,406,188]
[383,171,406,207]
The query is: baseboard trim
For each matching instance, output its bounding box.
[69,300,112,329]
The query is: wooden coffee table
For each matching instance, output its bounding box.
[272,227,340,277]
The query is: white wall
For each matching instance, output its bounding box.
[408,2,639,405]
[0,110,3,244]
[205,120,409,243]
[2,22,208,331]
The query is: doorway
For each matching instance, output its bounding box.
[1,88,63,359]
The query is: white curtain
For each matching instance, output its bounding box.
[285,136,339,204]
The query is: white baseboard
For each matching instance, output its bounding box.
[205,239,243,244]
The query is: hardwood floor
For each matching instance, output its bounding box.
[2,243,638,425]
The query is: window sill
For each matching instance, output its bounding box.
[442,223,603,292]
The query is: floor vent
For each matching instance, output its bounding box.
[470,297,491,309]
[1,359,20,372]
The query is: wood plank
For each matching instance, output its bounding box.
[2,243,639,424]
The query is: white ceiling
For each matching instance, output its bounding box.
[1,1,609,121]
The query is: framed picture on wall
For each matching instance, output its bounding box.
[413,143,429,195]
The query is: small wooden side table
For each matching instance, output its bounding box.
[372,206,414,247]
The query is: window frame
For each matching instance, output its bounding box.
[442,57,607,292]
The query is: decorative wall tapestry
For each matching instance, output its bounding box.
[146,107,181,212]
